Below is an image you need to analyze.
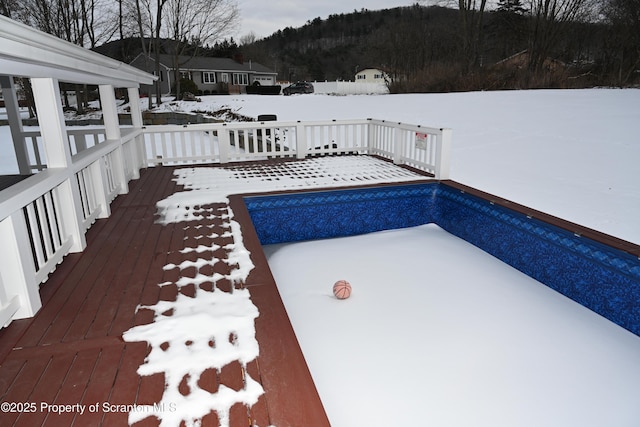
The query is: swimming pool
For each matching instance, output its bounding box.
[245,181,640,337]
[262,224,640,426]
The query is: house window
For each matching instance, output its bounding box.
[221,73,229,83]
[232,73,248,85]
[357,74,366,80]
[202,72,216,84]
[180,71,192,80]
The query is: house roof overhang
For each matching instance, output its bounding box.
[0,15,156,87]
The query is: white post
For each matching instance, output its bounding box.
[219,125,230,163]
[127,87,145,176]
[435,128,452,180]
[0,76,30,174]
[296,122,307,159]
[30,77,86,252]
[366,119,374,155]
[393,124,403,165]
[0,213,42,319]
[99,84,129,194]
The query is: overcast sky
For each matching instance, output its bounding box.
[235,0,415,40]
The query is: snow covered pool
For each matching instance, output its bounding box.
[263,223,640,427]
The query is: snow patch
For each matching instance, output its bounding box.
[123,157,423,426]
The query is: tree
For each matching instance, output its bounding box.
[419,0,487,70]
[458,0,488,69]
[163,0,238,98]
[525,0,594,73]
[601,0,640,85]
[7,0,119,114]
[490,0,528,59]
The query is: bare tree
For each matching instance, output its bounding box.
[239,31,258,46]
[163,0,239,98]
[526,0,595,73]
[458,0,488,69]
[601,0,640,85]
[132,0,155,108]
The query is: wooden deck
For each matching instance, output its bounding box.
[0,165,330,427]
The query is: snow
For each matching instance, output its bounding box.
[2,89,639,426]
[141,89,640,245]
[263,224,640,426]
[2,89,638,245]
[123,205,264,427]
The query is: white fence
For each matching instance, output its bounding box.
[311,81,389,95]
[143,119,451,177]
[0,119,450,327]
[21,127,110,172]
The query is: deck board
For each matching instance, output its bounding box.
[0,165,330,427]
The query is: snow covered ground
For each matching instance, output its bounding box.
[2,89,638,244]
[185,89,640,246]
[3,89,638,426]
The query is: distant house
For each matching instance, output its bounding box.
[355,68,389,83]
[495,50,567,73]
[130,53,277,95]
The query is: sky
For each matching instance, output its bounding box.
[234,0,415,39]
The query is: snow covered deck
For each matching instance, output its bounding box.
[0,157,431,426]
[0,163,319,426]
[1,155,639,426]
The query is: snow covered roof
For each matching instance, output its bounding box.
[0,15,156,87]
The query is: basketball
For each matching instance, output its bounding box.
[333,280,352,299]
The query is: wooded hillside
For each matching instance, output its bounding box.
[239,3,639,92]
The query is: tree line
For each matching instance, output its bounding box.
[2,0,639,95]
[241,1,640,91]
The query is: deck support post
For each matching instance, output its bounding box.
[30,77,86,252]
[0,211,42,319]
[435,128,452,179]
[99,84,129,195]
[0,76,30,174]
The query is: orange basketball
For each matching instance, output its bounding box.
[333,280,352,299]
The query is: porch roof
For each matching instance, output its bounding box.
[0,15,156,87]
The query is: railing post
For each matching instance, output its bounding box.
[435,128,452,180]
[30,77,86,252]
[127,87,145,177]
[393,124,403,165]
[0,212,42,319]
[89,159,111,219]
[219,124,230,163]
[0,76,31,174]
[296,122,307,159]
[366,119,375,155]
[99,84,129,194]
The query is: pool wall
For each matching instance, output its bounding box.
[244,183,640,336]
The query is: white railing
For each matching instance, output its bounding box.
[0,128,142,325]
[142,119,452,178]
[21,127,110,172]
[0,118,450,327]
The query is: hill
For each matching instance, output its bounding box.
[239,4,624,91]
[94,4,636,92]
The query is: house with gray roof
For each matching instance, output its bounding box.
[130,53,277,95]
